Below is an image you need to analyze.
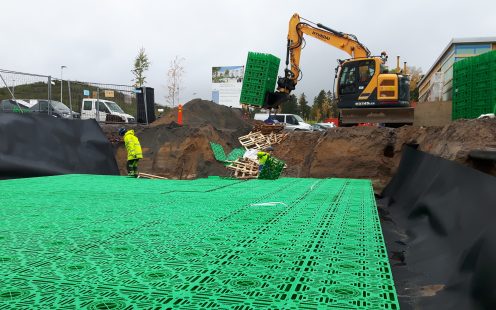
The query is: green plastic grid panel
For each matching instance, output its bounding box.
[0,175,399,309]
[209,142,228,162]
[226,148,246,162]
[453,50,496,120]
[240,52,280,107]
[210,142,245,165]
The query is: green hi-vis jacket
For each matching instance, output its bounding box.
[257,151,271,165]
[124,130,143,160]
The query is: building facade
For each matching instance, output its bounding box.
[418,37,496,102]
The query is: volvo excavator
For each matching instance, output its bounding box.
[266,13,414,125]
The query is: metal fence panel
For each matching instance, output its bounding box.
[0,68,146,123]
[0,69,51,114]
[67,81,138,123]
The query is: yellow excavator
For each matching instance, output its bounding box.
[267,13,414,125]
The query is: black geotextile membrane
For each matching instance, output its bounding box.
[380,146,496,310]
[0,113,119,179]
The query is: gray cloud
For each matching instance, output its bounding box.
[1,0,494,104]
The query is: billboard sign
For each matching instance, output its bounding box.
[212,65,244,108]
[104,90,115,98]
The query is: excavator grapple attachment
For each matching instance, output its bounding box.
[264,91,289,109]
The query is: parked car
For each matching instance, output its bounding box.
[315,122,336,128]
[81,99,135,123]
[311,122,337,132]
[29,100,80,118]
[254,113,312,131]
[311,124,325,132]
[0,99,31,113]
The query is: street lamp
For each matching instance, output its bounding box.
[60,65,67,102]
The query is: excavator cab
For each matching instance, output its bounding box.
[336,58,413,125]
[337,58,378,108]
[336,57,410,109]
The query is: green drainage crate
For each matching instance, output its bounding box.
[453,50,496,120]
[258,157,285,180]
[240,52,280,107]
[0,175,399,309]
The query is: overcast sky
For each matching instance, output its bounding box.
[1,0,494,105]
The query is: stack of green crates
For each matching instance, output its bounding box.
[240,52,281,107]
[258,157,285,180]
[452,50,496,120]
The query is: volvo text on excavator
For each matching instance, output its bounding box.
[266,13,414,125]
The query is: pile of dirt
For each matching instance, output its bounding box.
[274,118,496,192]
[103,99,252,179]
[152,99,252,132]
[117,125,244,179]
[103,101,496,189]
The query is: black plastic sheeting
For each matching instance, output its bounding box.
[379,146,496,310]
[0,113,119,179]
[137,87,156,124]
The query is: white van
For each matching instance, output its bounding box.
[254,113,312,131]
[81,99,135,123]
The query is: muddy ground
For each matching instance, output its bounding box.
[102,99,496,192]
[274,119,496,191]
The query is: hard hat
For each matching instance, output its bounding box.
[118,127,127,136]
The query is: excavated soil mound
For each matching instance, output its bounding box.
[103,101,496,189]
[116,124,244,179]
[152,99,251,132]
[274,118,496,191]
[103,99,252,179]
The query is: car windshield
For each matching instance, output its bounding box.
[105,101,124,113]
[294,115,304,122]
[50,101,71,112]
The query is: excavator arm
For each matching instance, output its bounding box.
[266,13,371,108]
[278,13,370,94]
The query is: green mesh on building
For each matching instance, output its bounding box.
[452,50,496,120]
[0,175,399,309]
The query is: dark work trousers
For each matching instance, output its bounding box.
[127,159,140,177]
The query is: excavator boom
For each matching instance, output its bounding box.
[265,13,413,126]
[283,13,370,88]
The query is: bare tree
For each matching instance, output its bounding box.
[166,56,185,107]
[131,47,150,87]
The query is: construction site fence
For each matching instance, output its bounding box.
[0,69,152,124]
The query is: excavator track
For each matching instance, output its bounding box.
[340,107,414,125]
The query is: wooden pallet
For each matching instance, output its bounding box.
[238,131,288,151]
[226,158,259,179]
[253,121,285,135]
[238,132,271,150]
[266,132,288,145]
[138,172,168,180]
